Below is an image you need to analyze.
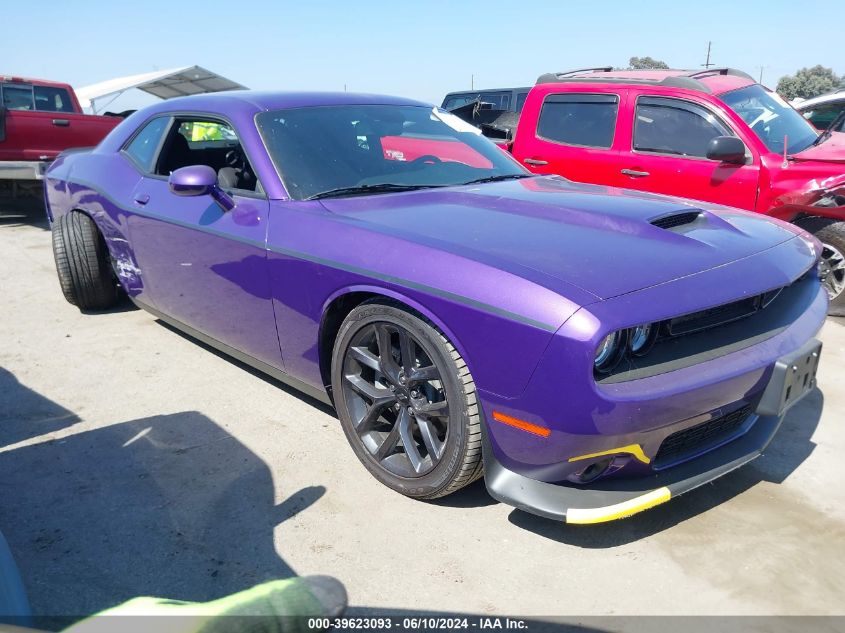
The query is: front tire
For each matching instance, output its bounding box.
[331,300,483,499]
[51,212,118,310]
[798,217,845,316]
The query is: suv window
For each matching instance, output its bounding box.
[478,92,510,110]
[443,92,512,111]
[634,97,731,158]
[537,93,619,148]
[802,101,845,131]
[155,118,257,192]
[2,84,35,110]
[124,117,169,172]
[442,94,475,110]
[33,86,75,113]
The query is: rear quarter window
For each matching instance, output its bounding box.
[536,93,619,148]
[123,117,169,172]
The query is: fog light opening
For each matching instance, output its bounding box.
[579,457,613,483]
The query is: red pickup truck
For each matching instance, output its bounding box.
[0,76,121,181]
[476,67,845,314]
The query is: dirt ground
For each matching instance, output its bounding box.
[1,196,843,624]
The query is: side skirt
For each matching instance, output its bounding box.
[130,297,333,407]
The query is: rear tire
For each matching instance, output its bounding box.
[331,300,483,499]
[51,212,118,310]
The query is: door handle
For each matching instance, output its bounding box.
[51,119,70,127]
[523,158,548,166]
[133,193,150,206]
[620,168,650,177]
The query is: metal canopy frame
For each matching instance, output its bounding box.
[75,65,248,112]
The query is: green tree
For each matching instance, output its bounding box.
[776,65,842,100]
[628,56,670,70]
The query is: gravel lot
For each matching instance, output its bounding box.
[1,194,844,624]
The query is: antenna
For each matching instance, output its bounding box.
[701,41,714,69]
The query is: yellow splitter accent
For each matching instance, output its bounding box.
[567,443,651,465]
[566,487,672,524]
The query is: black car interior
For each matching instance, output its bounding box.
[155,120,258,192]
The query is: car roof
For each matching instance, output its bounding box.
[535,67,757,96]
[0,75,73,89]
[140,90,432,115]
[795,89,845,109]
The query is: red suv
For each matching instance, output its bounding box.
[508,67,845,314]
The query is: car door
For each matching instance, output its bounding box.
[618,93,760,208]
[126,115,283,370]
[511,87,627,186]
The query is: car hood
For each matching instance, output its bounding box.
[320,176,802,300]
[791,130,845,163]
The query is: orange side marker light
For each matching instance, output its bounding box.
[492,411,551,438]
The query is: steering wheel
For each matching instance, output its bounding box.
[409,154,442,166]
[225,149,245,169]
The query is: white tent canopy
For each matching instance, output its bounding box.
[76,65,248,112]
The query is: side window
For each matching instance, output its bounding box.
[515,92,528,113]
[124,117,169,172]
[33,86,75,113]
[155,118,257,192]
[2,84,34,111]
[479,92,510,110]
[803,103,844,130]
[443,95,474,110]
[634,97,731,158]
[537,93,619,148]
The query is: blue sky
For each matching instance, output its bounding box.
[2,0,841,111]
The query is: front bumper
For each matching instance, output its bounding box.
[0,161,48,180]
[483,338,822,523]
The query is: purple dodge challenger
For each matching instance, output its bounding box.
[44,92,826,523]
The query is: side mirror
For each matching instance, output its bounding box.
[168,165,235,211]
[706,136,746,164]
[0,106,7,143]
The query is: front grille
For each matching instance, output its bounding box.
[654,405,752,468]
[650,211,701,230]
[667,287,783,336]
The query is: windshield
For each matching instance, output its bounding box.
[255,104,527,200]
[720,84,819,155]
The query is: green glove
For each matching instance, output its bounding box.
[61,576,347,633]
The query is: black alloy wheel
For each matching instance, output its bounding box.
[332,301,482,499]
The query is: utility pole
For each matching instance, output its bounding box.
[701,41,714,69]
[756,65,768,84]
[471,74,474,90]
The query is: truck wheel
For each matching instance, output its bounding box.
[798,217,845,316]
[51,211,118,310]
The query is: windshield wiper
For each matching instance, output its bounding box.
[812,109,845,147]
[461,174,534,186]
[306,183,444,200]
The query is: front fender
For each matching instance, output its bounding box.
[763,162,845,223]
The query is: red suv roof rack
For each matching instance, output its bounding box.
[681,68,754,81]
[535,67,755,93]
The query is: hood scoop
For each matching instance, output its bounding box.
[650,211,702,230]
